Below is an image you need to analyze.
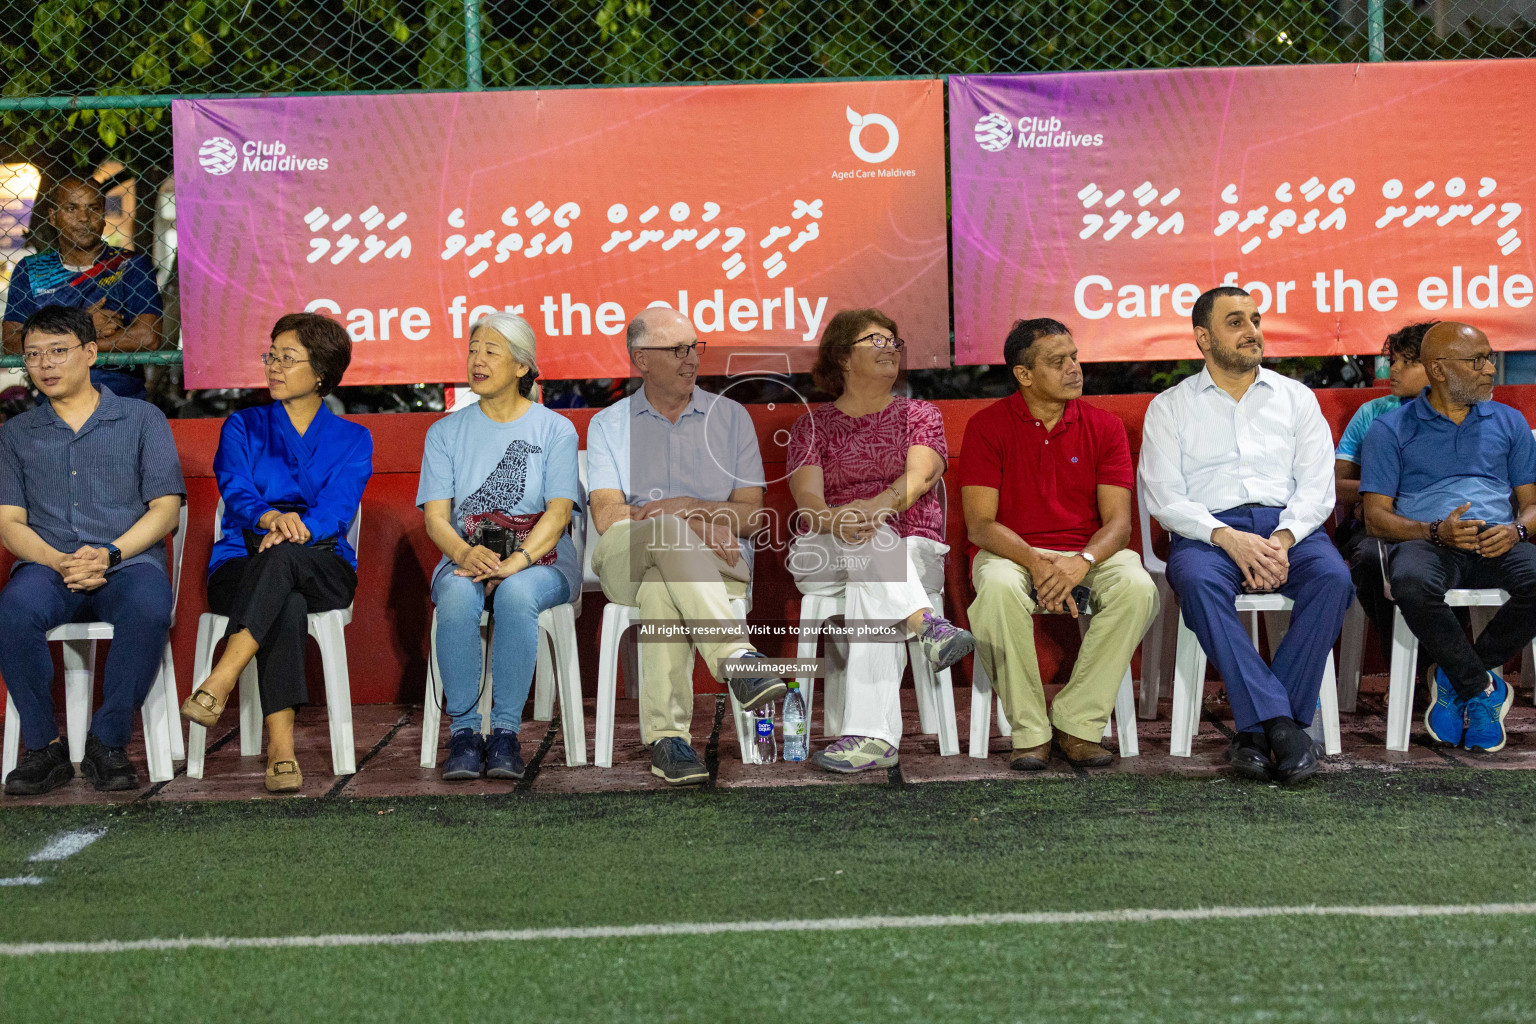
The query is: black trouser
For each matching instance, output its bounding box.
[207,544,357,716]
[1337,518,1395,662]
[1387,539,1536,699]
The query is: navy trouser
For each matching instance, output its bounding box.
[1166,506,1354,733]
[0,561,173,750]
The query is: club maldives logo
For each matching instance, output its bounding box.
[973,113,1013,152]
[196,137,330,174]
[198,137,238,175]
[973,113,1104,151]
[845,107,900,164]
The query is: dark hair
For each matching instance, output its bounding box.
[22,304,96,347]
[1383,320,1439,363]
[1003,318,1070,371]
[270,312,352,397]
[51,175,103,205]
[1191,286,1252,332]
[811,308,898,397]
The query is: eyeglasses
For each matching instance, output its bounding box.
[637,342,706,359]
[21,344,83,367]
[855,332,905,351]
[261,352,311,369]
[1436,354,1495,371]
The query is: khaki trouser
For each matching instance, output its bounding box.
[968,548,1159,749]
[593,515,752,745]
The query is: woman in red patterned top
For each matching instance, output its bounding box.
[787,309,974,773]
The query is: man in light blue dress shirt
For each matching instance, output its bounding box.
[587,307,780,785]
[1139,286,1354,786]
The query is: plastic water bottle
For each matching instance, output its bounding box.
[754,702,777,764]
[782,684,808,762]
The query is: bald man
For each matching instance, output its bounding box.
[586,307,782,785]
[1361,321,1536,753]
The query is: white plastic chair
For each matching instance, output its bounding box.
[1379,538,1536,751]
[185,500,361,777]
[590,502,758,768]
[2,503,188,786]
[419,508,587,769]
[791,479,960,756]
[968,611,1140,759]
[1133,497,1180,719]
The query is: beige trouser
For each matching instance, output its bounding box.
[593,515,752,745]
[968,548,1159,749]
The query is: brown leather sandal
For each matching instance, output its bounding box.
[265,760,303,793]
[180,687,227,728]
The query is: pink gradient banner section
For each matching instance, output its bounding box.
[173,81,949,387]
[949,62,1536,364]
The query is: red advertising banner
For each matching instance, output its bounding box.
[173,81,948,387]
[949,61,1536,363]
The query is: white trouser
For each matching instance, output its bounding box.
[789,526,947,746]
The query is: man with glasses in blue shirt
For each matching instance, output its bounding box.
[0,305,183,795]
[1361,321,1536,753]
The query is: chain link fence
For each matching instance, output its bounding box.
[1,0,1534,405]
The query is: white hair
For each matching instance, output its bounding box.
[470,312,540,378]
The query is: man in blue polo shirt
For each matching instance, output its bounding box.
[2,177,165,400]
[0,305,184,796]
[1360,321,1536,753]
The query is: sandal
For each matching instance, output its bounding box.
[180,687,227,728]
[265,760,303,794]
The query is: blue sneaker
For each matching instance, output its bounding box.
[1423,666,1468,746]
[485,728,526,780]
[1464,671,1513,752]
[441,728,486,781]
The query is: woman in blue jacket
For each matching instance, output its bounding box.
[180,312,373,793]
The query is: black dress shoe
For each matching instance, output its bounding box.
[81,734,139,792]
[1223,733,1273,782]
[1264,716,1320,786]
[3,741,74,796]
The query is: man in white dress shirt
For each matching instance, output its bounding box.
[1139,286,1354,785]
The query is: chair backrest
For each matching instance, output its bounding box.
[212,497,362,554]
[1137,482,1167,574]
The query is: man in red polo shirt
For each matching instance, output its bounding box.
[960,318,1159,770]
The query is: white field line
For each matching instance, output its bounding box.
[29,827,107,863]
[0,876,46,887]
[3,902,1536,957]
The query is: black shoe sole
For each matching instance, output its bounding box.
[733,679,788,712]
[651,765,709,785]
[1274,760,1321,786]
[80,760,137,792]
[3,764,74,796]
[1223,753,1274,783]
[485,766,526,780]
[441,769,485,781]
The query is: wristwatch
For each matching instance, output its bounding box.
[105,543,122,568]
[1519,524,1529,543]
[1078,551,1097,567]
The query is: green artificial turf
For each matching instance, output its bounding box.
[3,770,1536,1022]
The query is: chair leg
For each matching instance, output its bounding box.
[913,642,939,736]
[728,680,756,764]
[1319,652,1342,757]
[237,661,262,757]
[160,642,185,760]
[1169,613,1207,757]
[1337,598,1366,714]
[595,605,624,768]
[187,614,220,779]
[61,639,95,763]
[931,666,960,756]
[968,659,993,760]
[1386,609,1419,752]
[420,612,443,769]
[1137,580,1177,720]
[477,620,494,735]
[1526,642,1536,705]
[548,607,587,767]
[139,668,175,784]
[312,615,357,775]
[1114,668,1139,758]
[794,601,823,737]
[3,692,21,782]
[532,623,555,722]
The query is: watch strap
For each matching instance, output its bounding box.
[105,543,122,567]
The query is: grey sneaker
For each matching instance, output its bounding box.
[650,737,709,786]
[724,651,788,711]
[811,735,899,773]
[913,611,976,671]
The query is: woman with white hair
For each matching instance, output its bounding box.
[417,313,581,781]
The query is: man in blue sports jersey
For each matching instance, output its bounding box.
[3,177,164,399]
[1333,321,1435,657]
